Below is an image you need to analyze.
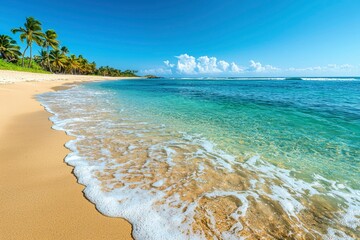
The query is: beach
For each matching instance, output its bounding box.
[1,1,358,238]
[1,72,359,239]
[0,70,135,239]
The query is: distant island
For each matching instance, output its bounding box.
[0,17,138,77]
[145,75,162,79]
[284,77,303,80]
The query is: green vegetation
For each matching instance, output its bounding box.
[1,17,138,77]
[144,75,162,79]
[0,59,49,73]
[0,35,21,62]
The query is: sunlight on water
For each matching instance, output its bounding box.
[38,79,360,239]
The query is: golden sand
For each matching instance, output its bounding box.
[0,71,135,239]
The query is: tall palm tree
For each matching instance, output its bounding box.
[60,46,69,55]
[12,17,44,67]
[0,35,21,62]
[49,49,66,73]
[43,29,59,72]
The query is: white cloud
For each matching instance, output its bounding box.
[248,60,265,72]
[164,60,175,68]
[174,55,278,75]
[326,63,354,69]
[197,56,221,73]
[218,60,230,72]
[140,53,359,76]
[311,66,322,71]
[286,66,321,72]
[248,60,279,72]
[264,64,279,71]
[339,64,352,69]
[230,62,243,73]
[176,54,197,74]
[287,64,358,73]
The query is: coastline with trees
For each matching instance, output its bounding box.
[0,17,138,77]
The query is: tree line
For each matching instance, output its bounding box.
[0,17,138,77]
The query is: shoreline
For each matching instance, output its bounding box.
[0,72,136,239]
[0,69,143,84]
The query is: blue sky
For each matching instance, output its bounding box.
[1,0,360,76]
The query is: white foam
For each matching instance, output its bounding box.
[101,148,111,156]
[325,227,355,240]
[301,77,358,81]
[152,179,165,188]
[127,145,137,151]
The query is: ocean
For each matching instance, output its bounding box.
[38,78,360,239]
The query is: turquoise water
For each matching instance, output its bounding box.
[39,78,360,239]
[93,79,359,187]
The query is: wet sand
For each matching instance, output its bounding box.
[0,72,136,239]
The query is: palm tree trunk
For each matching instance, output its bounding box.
[28,44,32,68]
[21,45,29,67]
[47,46,53,73]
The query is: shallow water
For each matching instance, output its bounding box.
[38,79,360,239]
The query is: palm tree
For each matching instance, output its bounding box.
[77,55,93,74]
[35,49,48,69]
[43,29,59,72]
[89,61,96,74]
[124,69,138,76]
[12,17,44,67]
[60,46,69,55]
[77,55,85,74]
[103,66,110,76]
[0,35,21,62]
[49,49,66,73]
[66,54,79,74]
